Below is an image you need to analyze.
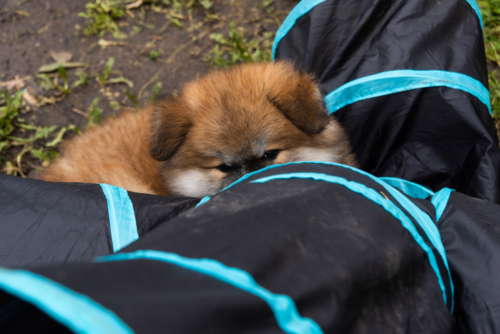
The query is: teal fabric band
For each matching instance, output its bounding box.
[0,268,133,334]
[272,0,327,60]
[196,195,211,208]
[195,161,454,311]
[251,172,449,307]
[272,0,483,61]
[97,250,324,334]
[324,70,491,114]
[379,177,435,199]
[465,0,484,29]
[99,184,139,252]
[431,188,455,222]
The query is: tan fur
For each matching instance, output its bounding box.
[40,107,167,195]
[40,61,357,197]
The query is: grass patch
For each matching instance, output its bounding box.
[479,0,500,130]
[0,90,78,176]
[205,21,275,68]
[79,0,128,37]
[36,68,89,96]
[79,0,198,37]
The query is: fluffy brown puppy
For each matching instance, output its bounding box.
[40,106,166,195]
[40,61,357,197]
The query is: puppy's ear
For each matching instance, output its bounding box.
[268,73,330,134]
[150,98,192,161]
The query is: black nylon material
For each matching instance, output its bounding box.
[275,0,487,89]
[0,175,112,268]
[127,192,200,235]
[437,192,500,334]
[0,292,71,334]
[335,88,500,200]
[0,175,198,268]
[2,163,498,333]
[26,260,281,334]
[275,0,500,203]
[120,163,455,333]
[1,0,500,332]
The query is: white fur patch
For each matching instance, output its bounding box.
[290,147,341,163]
[170,169,220,197]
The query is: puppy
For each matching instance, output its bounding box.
[40,61,357,197]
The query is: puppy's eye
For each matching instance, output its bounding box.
[217,164,232,173]
[263,150,279,161]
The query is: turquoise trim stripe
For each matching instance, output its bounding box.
[0,268,133,334]
[353,172,455,312]
[465,0,484,29]
[324,70,491,114]
[99,184,139,252]
[97,250,323,334]
[271,0,483,59]
[431,188,455,222]
[272,0,326,60]
[251,172,448,306]
[196,195,211,208]
[379,177,435,199]
[196,161,453,310]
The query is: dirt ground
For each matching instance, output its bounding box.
[0,0,296,177]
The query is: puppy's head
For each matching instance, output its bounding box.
[151,61,356,197]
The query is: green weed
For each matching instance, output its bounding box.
[78,0,201,37]
[149,50,161,60]
[489,70,500,118]
[97,57,134,87]
[87,98,102,130]
[36,68,89,96]
[150,82,162,101]
[109,100,121,110]
[125,91,140,107]
[79,0,127,37]
[206,21,274,68]
[0,91,23,150]
[479,1,500,65]
[198,0,212,10]
[0,89,78,176]
[479,0,500,118]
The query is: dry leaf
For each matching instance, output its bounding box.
[0,75,25,90]
[39,95,65,105]
[126,0,143,9]
[14,10,30,16]
[38,62,86,73]
[37,22,52,34]
[98,39,129,49]
[22,90,38,106]
[126,9,135,18]
[72,108,89,117]
[49,51,73,63]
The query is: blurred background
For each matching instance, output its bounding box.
[0,0,498,178]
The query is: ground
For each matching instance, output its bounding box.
[0,0,296,177]
[0,0,499,178]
